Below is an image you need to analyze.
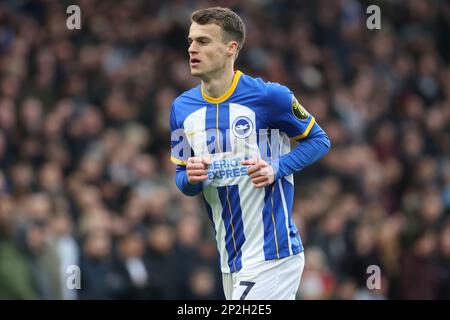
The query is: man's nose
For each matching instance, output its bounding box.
[188,42,198,54]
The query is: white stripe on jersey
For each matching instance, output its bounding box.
[183,107,232,271]
[228,103,266,270]
[183,106,209,157]
[228,103,260,160]
[203,187,229,272]
[236,178,265,270]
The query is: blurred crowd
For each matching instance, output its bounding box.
[0,0,449,300]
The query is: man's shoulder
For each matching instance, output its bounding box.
[239,73,289,97]
[239,72,268,93]
[173,85,202,108]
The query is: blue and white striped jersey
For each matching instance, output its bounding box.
[170,70,325,273]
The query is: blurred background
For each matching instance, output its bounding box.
[0,0,449,300]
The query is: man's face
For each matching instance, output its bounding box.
[188,22,231,78]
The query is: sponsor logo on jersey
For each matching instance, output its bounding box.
[207,157,248,180]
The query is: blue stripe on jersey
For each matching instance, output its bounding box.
[217,185,245,272]
[217,103,231,152]
[279,178,296,252]
[262,185,279,260]
[202,196,223,270]
[262,126,285,260]
[271,181,291,257]
[257,128,270,161]
[202,196,216,233]
[205,103,230,154]
[266,128,272,158]
[280,178,303,254]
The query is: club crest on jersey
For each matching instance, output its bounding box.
[232,116,253,139]
[292,96,309,120]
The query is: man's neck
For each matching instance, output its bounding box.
[201,67,235,99]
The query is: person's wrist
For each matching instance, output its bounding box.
[188,178,199,185]
[268,159,280,180]
[187,174,199,185]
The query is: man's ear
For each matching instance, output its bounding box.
[227,41,238,57]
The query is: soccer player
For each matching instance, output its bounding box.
[170,7,331,300]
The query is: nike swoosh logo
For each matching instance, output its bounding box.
[187,130,202,137]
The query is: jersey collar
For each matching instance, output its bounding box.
[201,70,242,104]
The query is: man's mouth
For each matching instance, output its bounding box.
[190,58,201,66]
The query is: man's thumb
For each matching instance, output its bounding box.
[202,156,212,165]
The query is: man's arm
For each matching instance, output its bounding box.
[171,104,203,196]
[175,164,203,196]
[242,128,330,187]
[170,102,212,196]
[175,157,211,196]
[274,129,331,180]
[242,82,331,185]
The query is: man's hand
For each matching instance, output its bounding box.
[241,157,275,188]
[186,156,211,184]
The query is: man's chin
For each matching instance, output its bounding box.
[190,69,203,77]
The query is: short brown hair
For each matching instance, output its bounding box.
[191,7,246,52]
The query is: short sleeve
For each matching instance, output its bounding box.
[170,104,192,165]
[265,83,316,141]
